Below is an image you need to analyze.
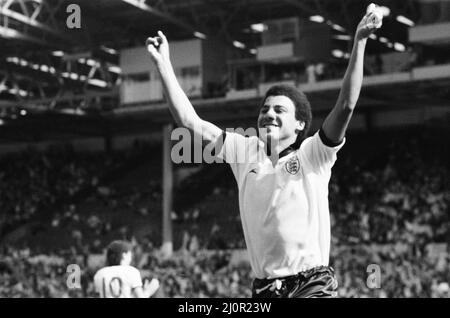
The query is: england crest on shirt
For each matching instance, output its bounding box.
[285,155,301,175]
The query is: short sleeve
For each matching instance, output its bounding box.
[300,130,345,174]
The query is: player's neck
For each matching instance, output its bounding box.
[264,135,296,164]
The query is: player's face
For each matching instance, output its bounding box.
[258,95,303,144]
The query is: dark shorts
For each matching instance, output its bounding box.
[252,266,338,298]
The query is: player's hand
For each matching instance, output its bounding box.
[143,278,160,297]
[355,3,383,41]
[146,31,170,68]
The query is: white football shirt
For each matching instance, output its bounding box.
[218,131,344,279]
[93,265,143,298]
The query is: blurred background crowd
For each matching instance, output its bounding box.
[0,126,449,298]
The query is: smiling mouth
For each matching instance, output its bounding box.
[261,124,279,128]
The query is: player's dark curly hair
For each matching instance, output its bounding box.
[106,240,132,266]
[262,85,313,147]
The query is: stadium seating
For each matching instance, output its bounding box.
[0,126,449,297]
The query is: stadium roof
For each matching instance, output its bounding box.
[0,0,444,142]
[1,0,420,53]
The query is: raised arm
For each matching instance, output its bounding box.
[146,31,223,145]
[322,8,382,144]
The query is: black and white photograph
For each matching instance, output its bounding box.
[0,0,449,301]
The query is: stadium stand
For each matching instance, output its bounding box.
[0,125,448,298]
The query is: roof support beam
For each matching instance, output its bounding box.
[121,0,200,35]
[0,0,66,45]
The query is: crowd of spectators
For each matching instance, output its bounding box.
[0,127,448,297]
[0,145,131,239]
[1,240,448,298]
[329,130,450,246]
